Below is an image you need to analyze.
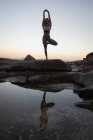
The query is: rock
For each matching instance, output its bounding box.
[29,75,50,83]
[0,58,73,83]
[11,59,72,72]
[73,60,83,66]
[73,71,93,87]
[0,65,12,71]
[74,71,93,100]
[13,83,74,92]
[79,65,93,72]
[75,99,93,111]
[0,59,19,71]
[71,64,79,72]
[24,54,35,61]
[1,76,26,83]
[77,84,93,100]
[86,52,93,64]
[0,71,74,84]
[0,71,8,79]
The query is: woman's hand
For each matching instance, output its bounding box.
[43,9,49,13]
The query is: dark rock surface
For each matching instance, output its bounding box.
[0,72,74,84]
[73,70,93,111]
[86,52,93,64]
[0,59,72,72]
[73,71,93,87]
[24,54,35,61]
[11,59,72,72]
[0,58,74,83]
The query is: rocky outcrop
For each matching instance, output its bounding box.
[74,71,93,111]
[10,59,72,72]
[0,59,72,72]
[24,54,35,61]
[74,71,93,98]
[76,86,93,100]
[86,52,93,64]
[0,57,73,84]
[1,72,74,84]
[71,52,93,72]
[73,71,93,87]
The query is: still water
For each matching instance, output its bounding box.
[0,82,93,140]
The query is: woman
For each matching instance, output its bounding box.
[42,9,58,60]
[39,91,55,131]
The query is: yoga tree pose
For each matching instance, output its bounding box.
[39,91,55,131]
[42,9,58,60]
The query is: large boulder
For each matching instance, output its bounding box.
[24,54,35,61]
[0,58,18,71]
[74,71,93,100]
[73,71,93,87]
[86,52,93,64]
[0,72,74,84]
[75,84,93,100]
[11,59,72,72]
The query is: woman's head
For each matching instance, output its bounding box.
[43,18,51,26]
[44,18,50,22]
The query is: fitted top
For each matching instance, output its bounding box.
[43,26,51,32]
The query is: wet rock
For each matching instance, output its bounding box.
[79,65,93,72]
[0,71,8,79]
[73,60,83,66]
[0,58,74,83]
[1,76,26,83]
[29,75,50,83]
[73,71,93,87]
[11,59,72,72]
[73,71,93,100]
[24,54,35,61]
[77,84,93,99]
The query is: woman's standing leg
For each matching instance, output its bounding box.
[43,36,48,60]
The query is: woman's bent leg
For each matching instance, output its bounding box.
[48,38,58,45]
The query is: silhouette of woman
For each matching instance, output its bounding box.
[42,9,58,60]
[39,91,55,131]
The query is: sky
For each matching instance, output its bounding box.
[0,0,93,61]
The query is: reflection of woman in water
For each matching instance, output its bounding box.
[42,9,58,60]
[39,91,55,131]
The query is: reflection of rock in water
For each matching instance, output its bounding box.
[75,99,93,111]
[77,90,93,100]
[39,91,55,131]
[12,83,64,92]
[74,87,93,111]
[12,82,74,93]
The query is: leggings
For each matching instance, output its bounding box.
[43,35,58,59]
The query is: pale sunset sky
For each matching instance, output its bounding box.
[0,0,93,61]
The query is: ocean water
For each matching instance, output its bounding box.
[0,82,93,140]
